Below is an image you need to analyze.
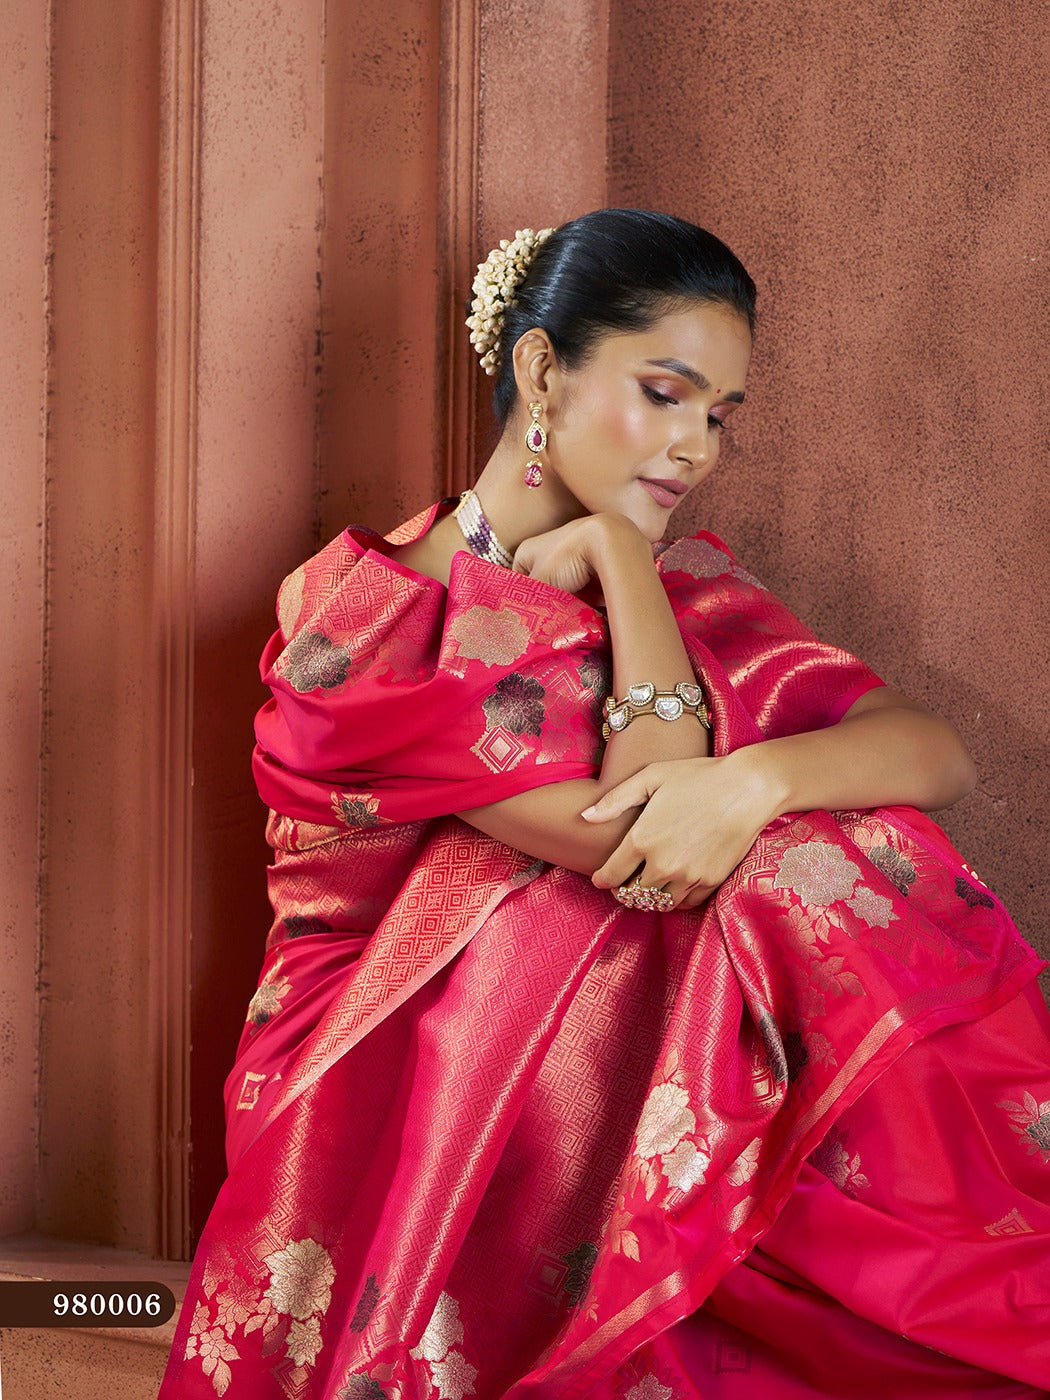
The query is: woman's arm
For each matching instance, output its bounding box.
[738,683,977,817]
[465,684,977,892]
[461,517,977,895]
[459,511,710,870]
[583,684,977,905]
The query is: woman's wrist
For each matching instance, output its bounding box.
[585,512,654,576]
[724,746,790,829]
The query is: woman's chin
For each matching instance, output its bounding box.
[634,505,674,543]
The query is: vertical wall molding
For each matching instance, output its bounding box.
[152,0,201,1261]
[439,0,481,494]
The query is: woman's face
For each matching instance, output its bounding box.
[541,302,752,540]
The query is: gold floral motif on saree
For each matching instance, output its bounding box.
[277,564,308,639]
[186,1236,337,1396]
[998,1092,1050,1161]
[409,1292,478,1400]
[185,1312,240,1395]
[268,810,347,852]
[264,1238,335,1318]
[657,535,766,589]
[809,1126,871,1197]
[725,1136,763,1187]
[774,841,863,907]
[845,885,897,929]
[616,1049,714,1240]
[247,955,292,1028]
[447,603,532,667]
[636,1081,696,1159]
[623,1374,675,1400]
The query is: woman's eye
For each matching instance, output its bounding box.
[642,384,677,406]
[708,414,729,431]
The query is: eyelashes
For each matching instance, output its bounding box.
[641,384,730,431]
[642,384,677,406]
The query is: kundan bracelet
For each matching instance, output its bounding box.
[602,680,711,741]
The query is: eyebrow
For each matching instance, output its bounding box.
[644,358,746,403]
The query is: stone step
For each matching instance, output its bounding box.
[0,1235,188,1400]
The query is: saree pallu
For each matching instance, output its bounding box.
[161,504,1050,1399]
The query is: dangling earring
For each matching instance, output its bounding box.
[524,401,546,488]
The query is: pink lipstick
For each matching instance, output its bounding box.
[639,478,687,509]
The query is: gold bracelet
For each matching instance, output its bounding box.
[601,681,711,740]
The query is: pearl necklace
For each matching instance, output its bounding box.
[453,489,513,568]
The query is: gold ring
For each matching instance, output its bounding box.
[613,881,674,913]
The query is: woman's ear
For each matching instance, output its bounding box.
[511,329,559,412]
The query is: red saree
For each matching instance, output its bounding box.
[161,502,1050,1399]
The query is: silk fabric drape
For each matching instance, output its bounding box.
[161,505,1049,1398]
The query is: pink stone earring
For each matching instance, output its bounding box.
[524,401,546,488]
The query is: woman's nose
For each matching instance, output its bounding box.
[674,419,711,469]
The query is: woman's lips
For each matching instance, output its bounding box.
[639,478,687,509]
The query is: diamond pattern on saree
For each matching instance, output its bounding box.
[470,723,529,774]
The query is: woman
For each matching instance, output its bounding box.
[162,210,1050,1398]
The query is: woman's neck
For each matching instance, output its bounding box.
[471,437,583,554]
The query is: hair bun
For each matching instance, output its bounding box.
[466,227,556,375]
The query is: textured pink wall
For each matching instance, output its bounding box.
[189,0,328,1233]
[609,0,1050,967]
[318,3,445,535]
[476,0,608,243]
[318,0,611,536]
[472,0,609,466]
[0,0,48,1237]
[36,0,163,1245]
[7,0,1043,1262]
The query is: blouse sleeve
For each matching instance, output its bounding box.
[252,530,609,828]
[656,532,884,739]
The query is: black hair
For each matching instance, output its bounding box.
[490,208,756,424]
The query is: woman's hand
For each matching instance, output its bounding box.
[513,512,650,595]
[582,751,777,909]
[581,687,978,910]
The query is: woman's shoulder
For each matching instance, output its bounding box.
[272,504,453,646]
[656,528,766,589]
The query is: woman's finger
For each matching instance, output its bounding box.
[581,768,663,823]
[597,857,687,911]
[593,843,670,897]
[591,835,645,890]
[679,878,716,910]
